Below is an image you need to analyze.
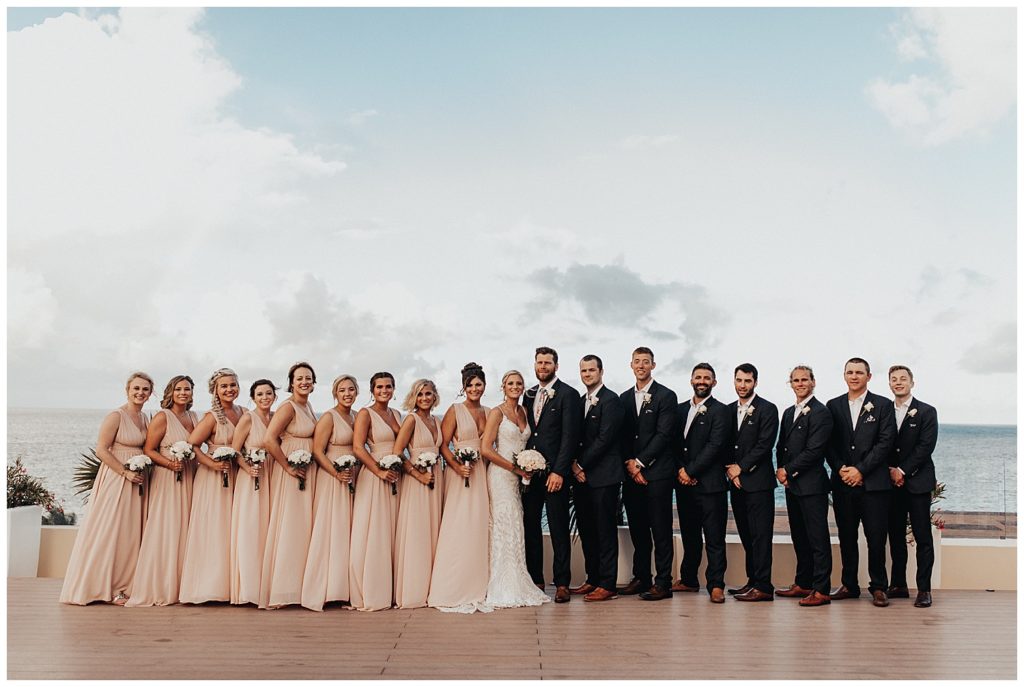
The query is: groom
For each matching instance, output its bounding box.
[522,346,582,603]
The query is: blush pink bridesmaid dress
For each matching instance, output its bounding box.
[229,410,273,605]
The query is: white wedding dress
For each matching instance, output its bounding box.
[484,416,552,608]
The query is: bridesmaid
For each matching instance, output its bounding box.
[227,378,278,606]
[348,372,403,611]
[259,362,318,609]
[179,368,243,604]
[301,374,360,611]
[427,363,492,613]
[60,372,154,605]
[392,379,444,609]
[127,375,198,607]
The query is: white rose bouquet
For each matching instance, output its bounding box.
[412,451,439,490]
[513,449,547,487]
[332,454,358,494]
[168,441,194,483]
[211,447,237,489]
[124,454,152,496]
[287,449,313,491]
[452,447,479,488]
[245,448,267,491]
[377,454,403,495]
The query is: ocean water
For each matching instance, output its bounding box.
[5,408,1018,518]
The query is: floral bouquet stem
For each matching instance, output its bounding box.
[332,455,358,494]
[288,449,313,491]
[378,455,403,495]
[211,447,237,488]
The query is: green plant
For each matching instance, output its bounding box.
[72,449,102,504]
[7,457,58,510]
[43,508,77,526]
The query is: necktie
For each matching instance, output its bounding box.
[534,388,547,423]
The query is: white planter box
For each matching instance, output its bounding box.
[7,505,42,577]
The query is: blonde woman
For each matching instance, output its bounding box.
[392,379,444,609]
[60,372,154,605]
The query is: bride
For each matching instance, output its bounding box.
[479,370,552,608]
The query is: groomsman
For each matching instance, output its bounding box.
[885,365,938,608]
[522,346,582,603]
[826,357,897,607]
[672,363,729,604]
[775,365,834,607]
[618,347,678,601]
[724,363,779,602]
[570,354,625,602]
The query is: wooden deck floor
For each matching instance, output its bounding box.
[8,578,1015,680]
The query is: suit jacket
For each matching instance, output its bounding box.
[523,378,582,478]
[775,397,833,496]
[619,379,678,482]
[890,398,938,494]
[724,395,779,493]
[577,385,625,489]
[674,396,729,494]
[826,390,897,492]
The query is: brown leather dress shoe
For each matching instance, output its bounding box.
[775,584,813,598]
[914,591,932,608]
[886,586,910,599]
[554,586,571,603]
[735,588,774,602]
[799,590,831,607]
[617,579,647,596]
[639,586,673,601]
[727,584,751,596]
[570,583,596,595]
[709,588,725,604]
[871,590,890,607]
[829,585,861,600]
[670,580,700,593]
[584,587,618,602]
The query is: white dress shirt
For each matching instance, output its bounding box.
[894,395,914,431]
[533,377,558,423]
[736,393,757,430]
[634,379,654,415]
[792,395,814,424]
[684,397,709,439]
[848,391,867,430]
[584,384,603,415]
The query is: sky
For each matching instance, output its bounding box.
[6,7,1017,424]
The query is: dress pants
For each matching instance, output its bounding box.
[675,486,727,591]
[887,488,934,592]
[833,488,891,593]
[730,487,775,594]
[523,476,571,587]
[785,490,831,594]
[574,481,619,591]
[622,477,673,590]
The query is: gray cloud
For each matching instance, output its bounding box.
[958,322,1016,374]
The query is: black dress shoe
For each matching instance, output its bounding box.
[727,584,752,596]
[639,586,673,601]
[617,579,648,596]
[914,591,933,608]
[829,585,861,600]
[887,586,911,599]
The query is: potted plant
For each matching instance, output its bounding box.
[6,457,58,577]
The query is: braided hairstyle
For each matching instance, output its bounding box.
[207,368,238,425]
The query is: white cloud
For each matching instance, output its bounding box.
[346,108,379,126]
[8,270,58,349]
[866,8,1016,146]
[618,134,682,151]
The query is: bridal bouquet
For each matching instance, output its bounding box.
[377,454,402,495]
[513,449,547,487]
[332,454,357,494]
[168,440,194,483]
[453,448,479,488]
[211,447,237,488]
[245,448,267,491]
[287,449,313,491]
[412,451,439,490]
[124,454,152,496]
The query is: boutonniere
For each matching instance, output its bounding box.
[907,408,918,418]
[745,405,755,417]
[861,401,874,415]
[696,405,707,415]
[800,405,811,416]
[546,388,556,400]
[641,392,652,407]
[590,396,599,407]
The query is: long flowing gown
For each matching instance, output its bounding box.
[301,409,357,611]
[60,409,149,604]
[178,412,238,603]
[259,400,318,608]
[393,413,444,609]
[127,409,198,607]
[485,414,552,608]
[230,411,273,605]
[349,407,402,611]
[427,402,492,613]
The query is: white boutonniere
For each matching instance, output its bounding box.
[696,404,708,415]
[800,405,811,416]
[590,395,599,407]
[861,401,874,415]
[546,387,556,400]
[641,392,652,407]
[745,405,755,417]
[907,408,918,418]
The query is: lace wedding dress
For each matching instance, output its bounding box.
[484,416,552,608]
